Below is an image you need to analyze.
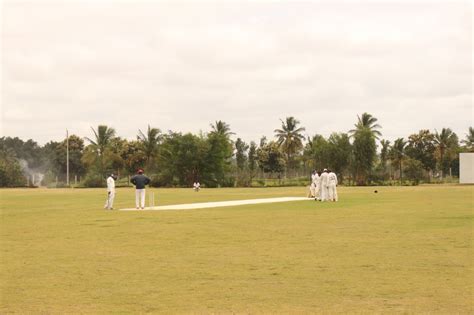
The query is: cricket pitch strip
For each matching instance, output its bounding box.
[119,197,311,211]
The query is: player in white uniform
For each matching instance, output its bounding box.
[328,170,338,202]
[104,173,117,210]
[320,169,329,202]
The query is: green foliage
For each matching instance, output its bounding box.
[352,128,377,185]
[137,125,162,171]
[304,134,330,170]
[82,172,105,188]
[390,138,407,184]
[248,141,257,174]
[274,117,305,169]
[406,130,436,171]
[158,132,210,186]
[327,133,352,183]
[460,127,474,151]
[403,158,424,185]
[434,128,459,177]
[257,141,285,174]
[235,138,249,171]
[0,149,26,187]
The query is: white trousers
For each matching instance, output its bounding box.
[135,189,146,208]
[321,186,329,201]
[104,191,115,209]
[328,184,338,201]
[309,184,315,197]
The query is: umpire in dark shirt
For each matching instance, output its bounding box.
[131,169,150,209]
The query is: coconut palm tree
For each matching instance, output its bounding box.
[380,139,391,174]
[460,127,474,150]
[434,128,458,178]
[349,112,382,139]
[84,125,116,176]
[84,125,116,156]
[274,117,306,169]
[138,125,162,170]
[210,120,234,138]
[390,138,407,184]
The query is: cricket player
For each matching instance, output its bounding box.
[131,169,150,209]
[320,169,329,202]
[311,170,320,199]
[193,181,201,192]
[314,170,321,201]
[104,173,117,210]
[328,169,338,202]
[308,170,316,198]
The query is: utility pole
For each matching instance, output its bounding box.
[66,129,70,186]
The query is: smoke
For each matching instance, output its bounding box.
[18,159,45,186]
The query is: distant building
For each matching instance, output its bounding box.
[459,153,474,184]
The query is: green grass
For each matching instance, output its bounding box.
[1,185,473,313]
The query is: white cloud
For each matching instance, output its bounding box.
[1,1,472,145]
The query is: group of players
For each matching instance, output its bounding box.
[309,169,338,202]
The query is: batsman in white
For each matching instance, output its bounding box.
[328,169,338,202]
[104,173,117,210]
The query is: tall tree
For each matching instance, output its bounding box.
[380,139,391,173]
[352,128,377,185]
[390,138,407,184]
[138,125,162,171]
[235,138,249,171]
[210,120,234,138]
[257,141,286,175]
[274,117,306,170]
[327,133,352,184]
[405,129,436,172]
[349,112,382,139]
[248,141,258,176]
[84,125,116,176]
[434,128,459,178]
[54,135,85,180]
[460,127,474,151]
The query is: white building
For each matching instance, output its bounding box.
[459,153,474,184]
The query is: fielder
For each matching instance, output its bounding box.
[308,170,317,198]
[131,169,150,209]
[193,181,201,192]
[104,173,117,210]
[320,169,329,202]
[328,169,338,202]
[314,170,322,201]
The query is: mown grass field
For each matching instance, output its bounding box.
[1,185,472,313]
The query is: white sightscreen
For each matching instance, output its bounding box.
[459,153,474,184]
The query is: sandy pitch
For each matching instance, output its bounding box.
[120,197,311,211]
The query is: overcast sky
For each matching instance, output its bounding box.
[1,1,472,146]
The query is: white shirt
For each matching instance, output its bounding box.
[328,172,338,185]
[320,172,329,187]
[311,173,319,185]
[107,176,115,192]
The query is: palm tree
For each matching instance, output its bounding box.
[274,117,306,169]
[380,139,390,174]
[434,128,458,178]
[349,112,382,139]
[84,125,116,176]
[84,125,116,156]
[210,121,234,138]
[390,138,407,184]
[138,125,162,169]
[460,127,474,150]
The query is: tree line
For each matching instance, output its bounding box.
[1,113,472,187]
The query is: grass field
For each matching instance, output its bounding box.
[1,185,473,313]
